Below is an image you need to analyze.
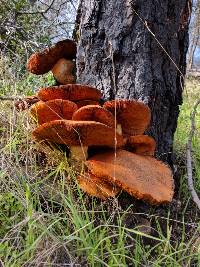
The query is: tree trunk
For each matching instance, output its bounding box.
[75,0,191,164]
[187,1,200,70]
[188,33,199,70]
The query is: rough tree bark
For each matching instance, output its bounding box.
[75,0,191,164]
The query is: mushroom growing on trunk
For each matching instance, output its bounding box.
[32,120,125,161]
[85,149,174,204]
[72,105,115,128]
[77,172,120,200]
[37,84,102,102]
[103,100,151,136]
[27,39,76,75]
[125,135,156,156]
[30,99,78,124]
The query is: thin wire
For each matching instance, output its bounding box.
[131,8,185,78]
[131,7,192,104]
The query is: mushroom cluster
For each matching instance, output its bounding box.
[19,39,174,205]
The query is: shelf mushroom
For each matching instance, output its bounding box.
[103,100,151,136]
[32,120,124,161]
[125,135,156,156]
[37,84,102,103]
[72,105,115,128]
[27,39,76,75]
[30,99,78,125]
[77,172,120,200]
[85,149,174,204]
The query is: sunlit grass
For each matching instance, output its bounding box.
[174,76,200,201]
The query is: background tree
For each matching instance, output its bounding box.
[187,0,200,70]
[75,0,192,164]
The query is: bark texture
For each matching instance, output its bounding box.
[75,0,191,163]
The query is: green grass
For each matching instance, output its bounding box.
[0,65,200,266]
[174,76,200,199]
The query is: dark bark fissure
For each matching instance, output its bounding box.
[75,0,191,164]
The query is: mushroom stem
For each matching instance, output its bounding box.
[70,146,88,161]
[117,124,122,135]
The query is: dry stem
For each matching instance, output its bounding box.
[186,99,200,210]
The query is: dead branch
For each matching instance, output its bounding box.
[0,95,39,111]
[16,0,56,16]
[186,99,200,210]
[0,96,21,101]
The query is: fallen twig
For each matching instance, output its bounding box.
[186,99,200,210]
[0,96,22,101]
[0,95,39,110]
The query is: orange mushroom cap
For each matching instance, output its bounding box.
[77,172,120,200]
[37,84,102,102]
[75,100,100,109]
[72,105,115,128]
[32,120,124,148]
[51,58,76,85]
[30,99,78,125]
[103,100,151,135]
[27,39,76,75]
[126,135,156,156]
[86,150,174,205]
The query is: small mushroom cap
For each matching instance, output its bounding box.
[27,39,76,75]
[32,120,124,148]
[51,58,76,84]
[77,172,120,200]
[14,95,39,111]
[72,105,115,128]
[126,135,156,156]
[103,100,151,135]
[75,100,100,109]
[30,99,78,125]
[37,84,102,102]
[86,150,174,205]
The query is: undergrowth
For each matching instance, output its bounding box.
[0,66,200,266]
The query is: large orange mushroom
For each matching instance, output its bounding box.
[32,120,124,161]
[86,149,174,204]
[77,172,120,200]
[126,135,156,156]
[30,99,78,125]
[27,39,76,75]
[37,84,102,102]
[103,100,151,136]
[72,105,115,128]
